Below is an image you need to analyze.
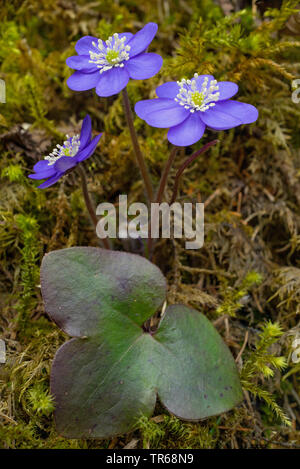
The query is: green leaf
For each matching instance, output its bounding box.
[41,246,166,336]
[155,305,243,420]
[41,247,242,438]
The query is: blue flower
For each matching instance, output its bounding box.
[28,115,102,188]
[66,23,163,97]
[135,74,259,146]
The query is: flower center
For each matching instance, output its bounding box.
[45,134,80,166]
[89,33,131,74]
[175,73,220,113]
[106,49,120,64]
[191,91,205,107]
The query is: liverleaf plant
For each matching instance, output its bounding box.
[41,247,242,438]
[27,21,260,439]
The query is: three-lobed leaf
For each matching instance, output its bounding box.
[41,247,243,438]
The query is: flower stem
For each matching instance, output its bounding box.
[122,88,154,203]
[147,146,178,259]
[155,146,178,204]
[170,139,219,204]
[77,165,111,250]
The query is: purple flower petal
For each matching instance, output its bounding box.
[156,81,179,99]
[28,167,56,179]
[145,105,190,128]
[214,100,259,124]
[66,55,97,73]
[54,156,78,173]
[38,172,63,189]
[95,67,129,97]
[217,82,239,101]
[195,76,238,101]
[167,113,206,146]
[76,134,102,162]
[135,98,180,120]
[199,108,242,130]
[33,160,51,172]
[118,32,133,44]
[127,23,158,57]
[67,70,100,91]
[80,115,92,150]
[126,53,162,79]
[75,36,100,55]
[195,75,215,88]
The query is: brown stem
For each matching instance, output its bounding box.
[170,139,218,204]
[147,146,178,258]
[122,88,154,203]
[155,146,178,204]
[77,165,111,250]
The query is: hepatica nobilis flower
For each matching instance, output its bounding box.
[135,74,259,146]
[28,115,102,188]
[66,23,162,97]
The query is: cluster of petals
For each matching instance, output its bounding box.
[66,23,162,97]
[135,74,259,146]
[28,115,101,188]
[29,24,259,188]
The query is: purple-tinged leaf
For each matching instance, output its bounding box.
[41,247,242,438]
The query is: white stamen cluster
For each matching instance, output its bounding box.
[175,73,220,113]
[45,135,80,166]
[89,33,131,74]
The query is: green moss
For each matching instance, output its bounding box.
[216,271,263,317]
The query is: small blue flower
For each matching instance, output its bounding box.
[135,74,259,146]
[66,23,163,97]
[28,115,102,188]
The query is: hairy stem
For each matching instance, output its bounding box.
[147,146,178,258]
[122,88,154,202]
[170,139,219,204]
[77,165,111,250]
[155,146,178,204]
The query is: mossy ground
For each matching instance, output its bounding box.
[0,0,300,449]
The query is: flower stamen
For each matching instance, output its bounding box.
[174,73,220,113]
[45,134,80,165]
[89,33,131,74]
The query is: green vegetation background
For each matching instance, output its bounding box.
[0,0,299,449]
